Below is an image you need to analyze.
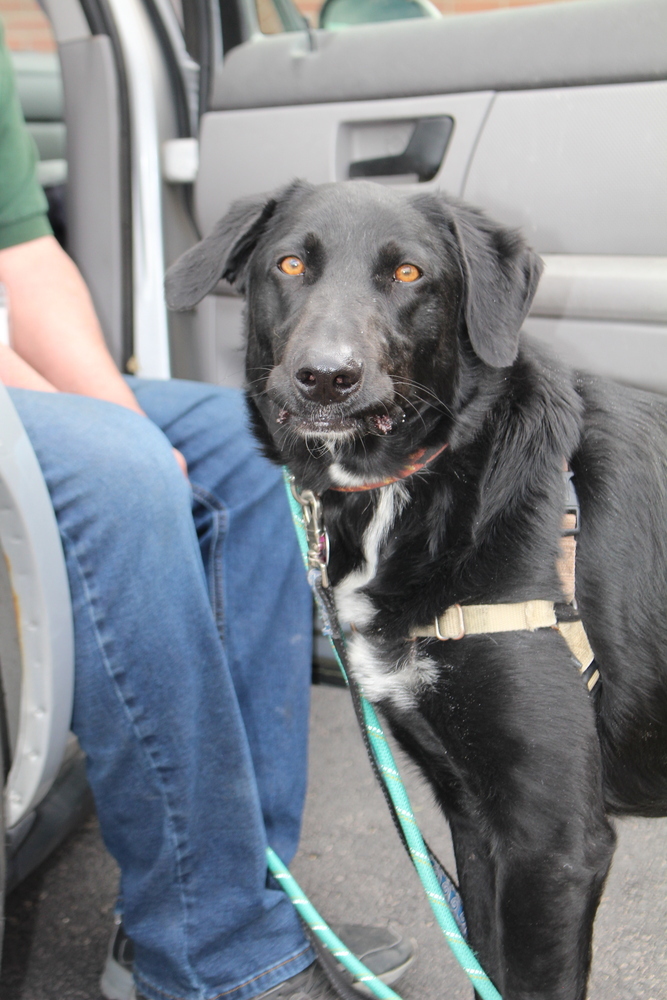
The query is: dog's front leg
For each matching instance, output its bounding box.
[406,633,617,999]
[444,705,616,998]
[449,793,615,1000]
[447,814,502,991]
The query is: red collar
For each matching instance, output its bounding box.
[329,441,449,493]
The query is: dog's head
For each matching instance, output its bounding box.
[166,180,542,488]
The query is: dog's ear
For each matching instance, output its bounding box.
[449,202,543,368]
[165,181,311,311]
[164,195,276,310]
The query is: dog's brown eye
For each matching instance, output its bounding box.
[394,264,422,283]
[278,256,306,276]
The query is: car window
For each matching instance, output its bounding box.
[256,0,297,33]
[256,0,596,32]
[0,0,54,51]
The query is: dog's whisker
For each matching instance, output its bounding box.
[390,391,430,432]
[391,377,454,417]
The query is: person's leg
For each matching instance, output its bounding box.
[10,387,313,1000]
[128,378,313,865]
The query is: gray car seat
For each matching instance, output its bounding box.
[0,378,90,907]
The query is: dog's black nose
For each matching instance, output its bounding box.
[295,361,362,405]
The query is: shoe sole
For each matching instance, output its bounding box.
[100,955,137,1000]
[353,951,415,996]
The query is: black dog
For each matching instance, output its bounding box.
[166,180,667,999]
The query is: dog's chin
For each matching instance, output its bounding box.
[298,422,358,442]
[275,405,402,443]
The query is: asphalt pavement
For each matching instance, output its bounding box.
[2,684,667,1000]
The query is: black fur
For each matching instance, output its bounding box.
[166,181,667,999]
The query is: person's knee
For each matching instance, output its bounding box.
[11,390,191,524]
[83,408,191,521]
[131,378,249,444]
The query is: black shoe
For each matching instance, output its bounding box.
[99,917,136,1000]
[100,918,413,1000]
[330,923,413,990]
[252,960,342,998]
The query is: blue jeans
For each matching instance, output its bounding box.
[10,379,315,1000]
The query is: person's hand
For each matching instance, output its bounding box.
[173,447,188,478]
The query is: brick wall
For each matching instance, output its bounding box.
[0,0,56,51]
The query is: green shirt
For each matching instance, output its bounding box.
[0,23,53,250]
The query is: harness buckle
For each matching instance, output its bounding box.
[290,479,330,588]
[434,603,465,641]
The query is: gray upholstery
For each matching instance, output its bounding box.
[58,36,125,366]
[463,81,667,256]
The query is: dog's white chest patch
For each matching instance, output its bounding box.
[334,482,407,626]
[333,482,439,709]
[328,462,379,490]
[345,631,440,710]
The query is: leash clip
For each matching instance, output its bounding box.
[290,479,330,588]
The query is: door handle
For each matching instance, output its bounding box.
[348,116,454,183]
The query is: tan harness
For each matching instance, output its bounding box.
[409,470,599,692]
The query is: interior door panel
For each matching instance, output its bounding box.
[462,81,667,256]
[523,318,667,395]
[531,256,667,325]
[195,91,494,234]
[191,0,667,395]
[461,78,667,389]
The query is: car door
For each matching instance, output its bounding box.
[179,0,667,397]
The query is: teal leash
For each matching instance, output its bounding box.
[266,847,402,1000]
[266,469,502,1000]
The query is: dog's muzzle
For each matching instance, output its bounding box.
[294,360,363,406]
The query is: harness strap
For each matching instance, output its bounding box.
[555,468,599,689]
[409,601,597,690]
[410,599,556,640]
[409,465,599,692]
[558,465,580,603]
[557,619,598,690]
[557,511,578,604]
